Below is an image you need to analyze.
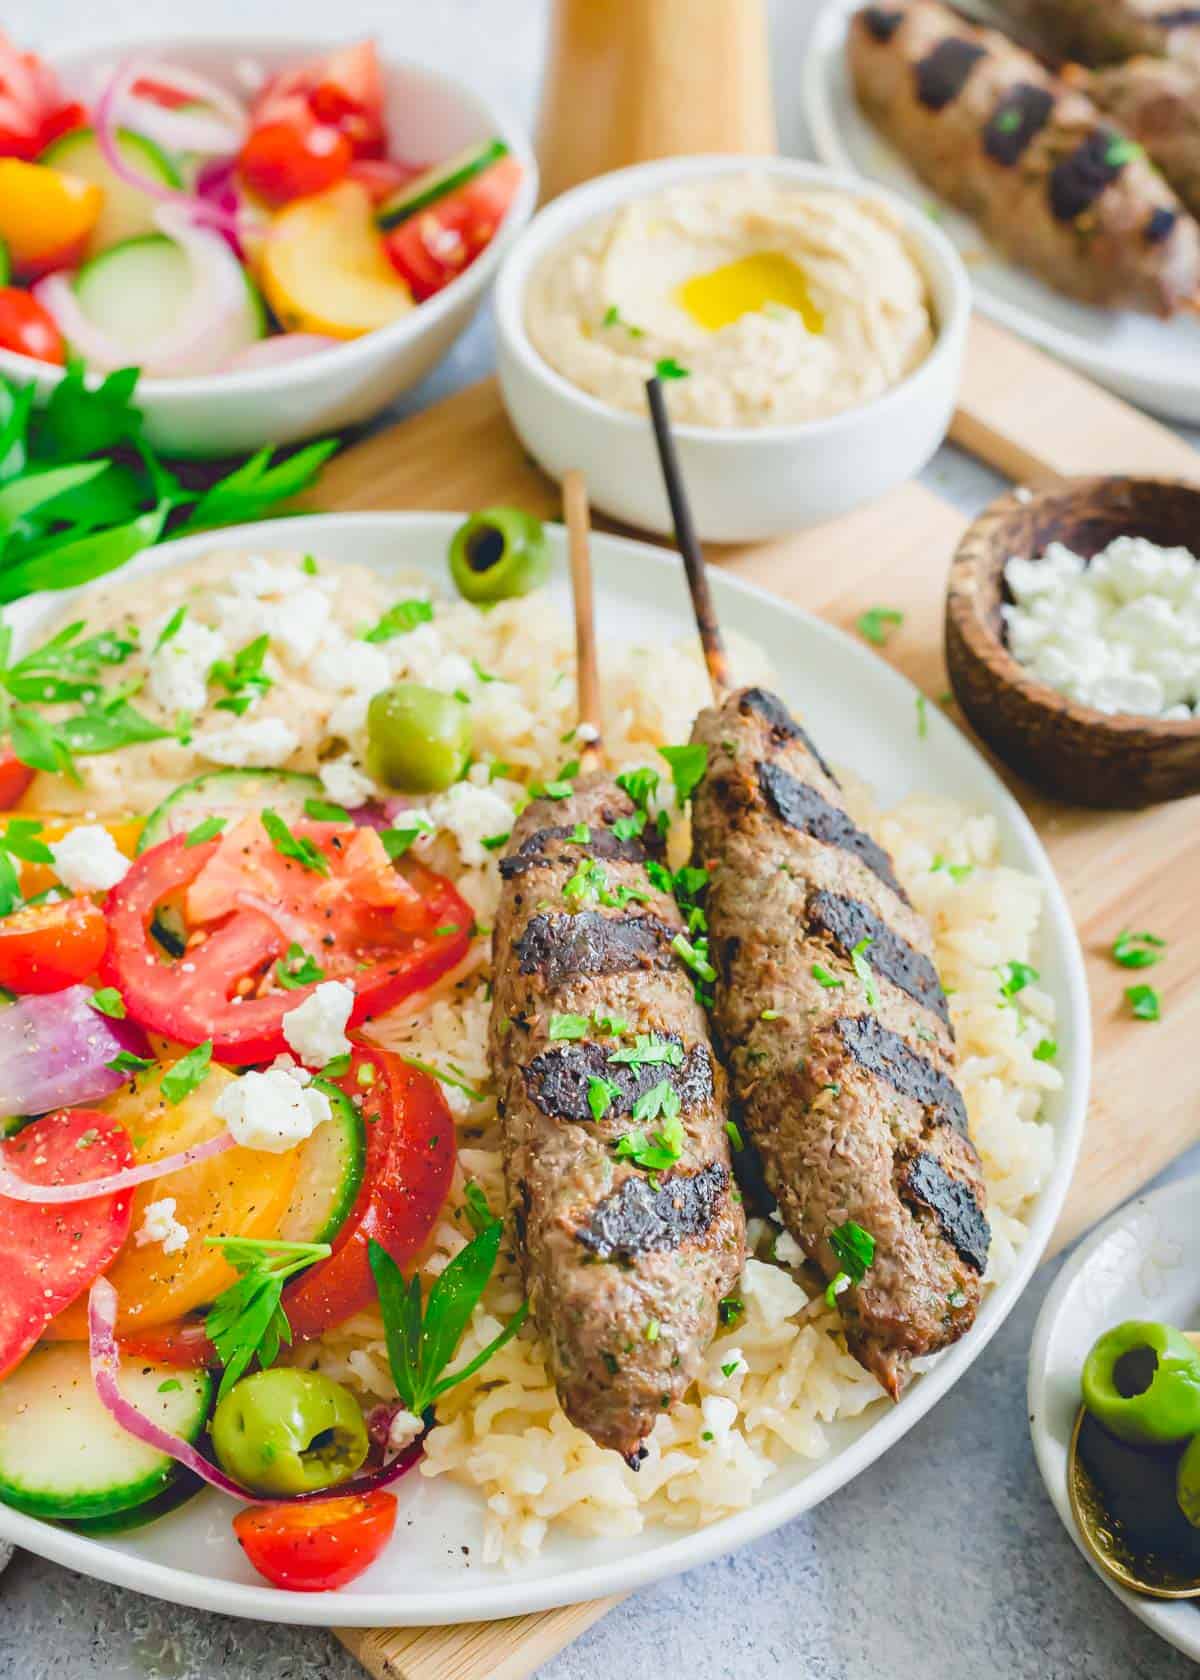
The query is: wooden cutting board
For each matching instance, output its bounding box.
[313,313,1200,1680]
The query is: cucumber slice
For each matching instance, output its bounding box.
[277,1080,366,1247]
[39,127,183,253]
[139,768,323,853]
[376,138,509,231]
[0,237,9,287]
[72,233,265,373]
[64,1469,202,1536]
[0,1344,213,1521]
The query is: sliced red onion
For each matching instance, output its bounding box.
[110,61,248,155]
[195,155,247,258]
[89,1280,426,1505]
[350,801,391,832]
[94,61,243,235]
[0,1130,236,1206]
[227,333,338,372]
[0,983,150,1115]
[33,273,133,375]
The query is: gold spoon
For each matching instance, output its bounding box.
[1067,1331,1200,1599]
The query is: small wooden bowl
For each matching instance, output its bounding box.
[945,476,1200,808]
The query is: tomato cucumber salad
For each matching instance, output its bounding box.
[0,508,549,1592]
[0,32,522,377]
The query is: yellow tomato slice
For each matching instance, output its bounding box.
[260,180,413,339]
[15,813,143,898]
[0,159,102,277]
[48,1063,300,1338]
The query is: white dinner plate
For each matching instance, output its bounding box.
[803,0,1200,425]
[0,512,1090,1625]
[1029,1174,1200,1664]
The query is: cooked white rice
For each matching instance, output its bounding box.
[298,588,1061,1568]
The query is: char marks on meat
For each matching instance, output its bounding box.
[739,686,839,784]
[525,1038,714,1122]
[902,1151,990,1272]
[578,1163,731,1261]
[1048,127,1129,220]
[914,36,987,106]
[500,822,647,879]
[515,909,675,982]
[983,82,1054,164]
[757,760,909,903]
[836,1014,968,1133]
[809,888,950,1025]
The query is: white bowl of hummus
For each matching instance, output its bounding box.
[494,156,969,542]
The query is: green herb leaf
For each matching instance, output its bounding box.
[1032,1037,1058,1062]
[671,931,717,984]
[106,1050,154,1077]
[463,1179,497,1236]
[607,1034,684,1069]
[275,943,325,990]
[381,818,433,860]
[1111,929,1166,970]
[261,807,329,876]
[161,1041,213,1106]
[615,766,660,812]
[915,694,928,739]
[204,1236,331,1400]
[549,1012,589,1041]
[88,987,126,1020]
[824,1219,876,1308]
[655,358,690,381]
[1126,983,1160,1022]
[999,960,1038,1000]
[812,962,844,990]
[587,1075,621,1121]
[304,797,352,824]
[850,937,879,1008]
[658,743,707,807]
[400,1056,485,1104]
[175,439,337,535]
[363,598,434,643]
[210,634,272,717]
[724,1119,744,1152]
[856,607,904,647]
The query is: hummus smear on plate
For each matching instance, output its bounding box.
[524,174,935,427]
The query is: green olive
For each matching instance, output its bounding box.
[1178,1432,1200,1528]
[365,683,471,793]
[448,506,549,603]
[210,1368,368,1496]
[1081,1321,1200,1447]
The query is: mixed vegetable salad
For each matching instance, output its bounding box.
[0,493,551,1592]
[0,32,522,376]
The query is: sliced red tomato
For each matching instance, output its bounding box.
[252,41,386,161]
[0,1108,134,1379]
[0,287,65,364]
[238,112,352,205]
[129,74,195,110]
[0,895,107,993]
[0,750,34,808]
[285,1046,454,1337]
[0,34,85,161]
[382,154,522,301]
[101,821,472,1064]
[234,1490,397,1592]
[120,1316,218,1369]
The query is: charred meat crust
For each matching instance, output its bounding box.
[1049,126,1129,220]
[499,822,648,879]
[809,888,950,1025]
[902,1151,991,1271]
[915,36,987,107]
[515,909,676,982]
[757,761,910,903]
[983,82,1055,163]
[739,686,839,785]
[836,1013,969,1134]
[577,1163,731,1261]
[525,1038,714,1123]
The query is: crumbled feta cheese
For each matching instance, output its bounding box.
[319,757,375,810]
[214,1065,332,1152]
[282,979,355,1069]
[49,825,129,894]
[773,1227,805,1267]
[700,1395,738,1445]
[1003,536,1200,719]
[193,716,299,769]
[147,615,227,715]
[135,1197,190,1255]
[386,1408,424,1453]
[313,636,392,698]
[217,556,337,661]
[267,1053,312,1085]
[576,721,600,743]
[741,1256,808,1325]
[427,782,515,866]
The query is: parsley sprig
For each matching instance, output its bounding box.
[261,807,329,875]
[0,815,53,916]
[204,1236,331,1399]
[368,1223,528,1418]
[825,1219,876,1308]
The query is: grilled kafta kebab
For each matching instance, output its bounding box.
[644,379,988,1401]
[1070,57,1200,220]
[992,0,1200,68]
[488,474,743,1464]
[848,0,1200,314]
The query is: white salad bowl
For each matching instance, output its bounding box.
[493,155,969,543]
[0,35,537,458]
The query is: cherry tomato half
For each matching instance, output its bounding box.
[119,1316,219,1369]
[0,751,34,809]
[382,155,522,301]
[0,894,107,993]
[285,1047,455,1336]
[252,41,386,161]
[238,114,352,206]
[0,287,65,364]
[101,823,473,1064]
[0,36,83,161]
[233,1490,397,1592]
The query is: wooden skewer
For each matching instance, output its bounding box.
[562,467,605,775]
[645,377,731,704]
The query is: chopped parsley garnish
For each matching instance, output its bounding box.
[646,859,673,895]
[611,810,647,842]
[570,821,591,843]
[471,658,497,685]
[210,634,272,716]
[1111,929,1166,969]
[588,1075,621,1121]
[602,304,644,338]
[630,1080,681,1126]
[760,1009,781,1021]
[1105,134,1142,166]
[947,1288,967,1310]
[1126,983,1160,1022]
[930,854,973,883]
[321,1052,351,1079]
[824,1219,876,1308]
[549,1012,589,1041]
[915,694,928,739]
[725,1119,744,1152]
[381,816,434,860]
[304,797,351,823]
[608,1034,684,1070]
[812,963,844,990]
[615,766,660,812]
[644,1319,660,1342]
[994,107,1022,133]
[658,743,707,807]
[161,1040,213,1106]
[856,606,904,647]
[999,960,1038,1000]
[481,831,510,852]
[615,1105,684,1171]
[205,1236,331,1400]
[302,555,319,576]
[720,1359,742,1378]
[672,931,716,984]
[655,357,690,381]
[463,1179,496,1236]
[592,1010,630,1036]
[88,987,126,1020]
[275,943,325,990]
[718,1295,744,1327]
[153,606,187,653]
[261,807,329,875]
[106,1050,154,1077]
[184,815,226,846]
[1033,1037,1058,1062]
[369,1228,527,1417]
[156,1378,183,1394]
[563,856,608,906]
[850,937,879,1008]
[362,598,434,643]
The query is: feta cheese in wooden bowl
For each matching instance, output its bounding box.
[945,477,1200,808]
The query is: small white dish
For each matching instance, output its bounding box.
[493,155,969,543]
[1029,1173,1200,1664]
[804,0,1200,426]
[0,35,538,458]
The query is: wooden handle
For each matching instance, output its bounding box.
[535,0,776,202]
[335,1598,622,1680]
